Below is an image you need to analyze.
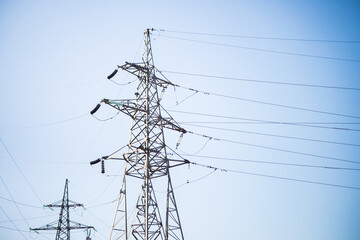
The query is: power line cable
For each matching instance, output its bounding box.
[85,208,110,228]
[0,196,43,209]
[87,199,117,209]
[182,138,212,155]
[67,181,98,203]
[0,138,44,205]
[189,161,360,190]
[180,153,360,171]
[0,176,31,228]
[166,145,360,190]
[0,225,29,232]
[161,29,360,44]
[162,70,360,91]
[172,110,360,132]
[182,123,360,147]
[156,68,360,120]
[185,130,360,165]
[178,120,360,125]
[159,34,360,63]
[0,207,27,240]
[91,111,120,121]
[0,213,57,223]
[106,145,128,158]
[3,113,89,129]
[108,79,137,86]
[156,169,217,192]
[172,83,360,119]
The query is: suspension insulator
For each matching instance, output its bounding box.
[101,160,105,174]
[90,104,101,115]
[107,69,118,79]
[90,158,101,165]
[176,133,184,149]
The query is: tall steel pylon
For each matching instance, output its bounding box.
[31,179,94,240]
[90,29,188,240]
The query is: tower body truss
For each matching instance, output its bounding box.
[31,179,94,240]
[108,29,185,240]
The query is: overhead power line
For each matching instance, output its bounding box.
[185,130,360,165]
[182,123,360,147]
[178,120,360,125]
[172,83,360,119]
[0,176,32,229]
[159,35,360,63]
[0,225,29,232]
[3,113,89,129]
[189,161,360,190]
[0,196,43,209]
[180,153,360,171]
[87,199,117,209]
[0,213,57,223]
[172,110,360,132]
[162,70,360,91]
[166,146,360,191]
[161,29,360,44]
[0,207,27,240]
[155,68,360,120]
[0,138,44,205]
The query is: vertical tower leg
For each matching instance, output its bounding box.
[110,173,128,240]
[166,174,184,240]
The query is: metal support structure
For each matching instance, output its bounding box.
[101,29,185,240]
[109,172,128,240]
[31,179,94,240]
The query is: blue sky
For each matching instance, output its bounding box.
[1,1,360,239]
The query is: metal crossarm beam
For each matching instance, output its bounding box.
[69,220,96,230]
[45,203,83,208]
[102,99,186,134]
[119,62,173,89]
[31,221,59,231]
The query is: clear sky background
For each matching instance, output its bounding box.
[1,0,360,239]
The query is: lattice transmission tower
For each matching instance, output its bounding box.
[31,179,94,240]
[90,28,188,240]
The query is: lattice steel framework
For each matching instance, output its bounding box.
[31,179,94,240]
[95,29,187,240]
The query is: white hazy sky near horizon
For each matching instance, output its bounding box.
[1,1,360,239]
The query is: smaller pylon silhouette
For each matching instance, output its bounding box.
[31,179,94,240]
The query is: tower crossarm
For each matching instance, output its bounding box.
[160,117,186,133]
[101,98,187,134]
[44,199,83,209]
[31,221,94,231]
[44,203,83,208]
[118,62,174,88]
[30,221,59,231]
[68,220,95,230]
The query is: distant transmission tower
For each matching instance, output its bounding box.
[90,28,188,240]
[31,179,94,240]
